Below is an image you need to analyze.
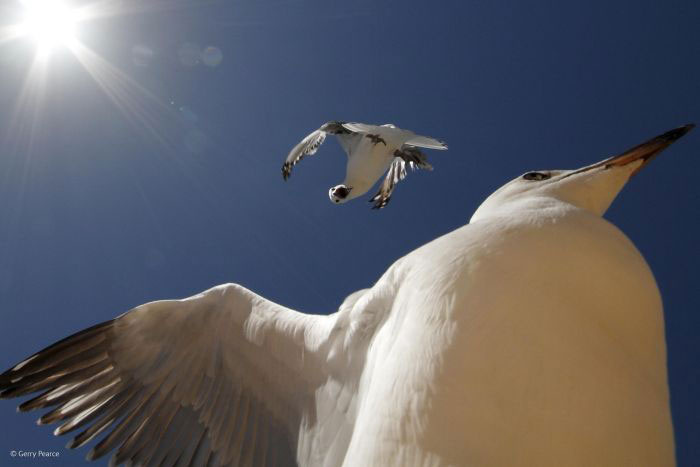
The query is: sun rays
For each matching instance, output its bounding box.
[0,0,188,155]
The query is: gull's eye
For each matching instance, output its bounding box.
[522,172,550,181]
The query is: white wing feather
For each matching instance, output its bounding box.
[0,284,360,466]
[282,129,327,180]
[403,135,448,150]
[341,122,382,134]
[342,123,447,150]
[282,122,360,180]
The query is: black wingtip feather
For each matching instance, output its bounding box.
[0,320,114,389]
[281,163,292,181]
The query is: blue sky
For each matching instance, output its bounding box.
[0,0,698,465]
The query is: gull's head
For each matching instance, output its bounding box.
[329,185,352,204]
[471,124,695,223]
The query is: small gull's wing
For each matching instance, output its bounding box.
[343,123,448,150]
[282,121,354,180]
[403,135,448,151]
[369,148,433,210]
[341,122,385,134]
[0,283,333,466]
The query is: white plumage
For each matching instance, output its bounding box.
[0,124,692,466]
[282,121,447,209]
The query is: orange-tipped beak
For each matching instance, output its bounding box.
[600,123,695,175]
[564,124,695,179]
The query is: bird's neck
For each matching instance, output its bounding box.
[470,196,578,225]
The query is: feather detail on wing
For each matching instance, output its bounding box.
[282,130,326,181]
[340,122,381,134]
[369,148,433,210]
[403,135,448,150]
[0,284,332,467]
[282,121,354,180]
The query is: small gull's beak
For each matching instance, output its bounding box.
[568,123,695,177]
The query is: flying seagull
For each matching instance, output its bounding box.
[0,124,693,466]
[282,121,448,209]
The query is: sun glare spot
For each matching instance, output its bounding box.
[19,0,80,54]
[4,0,180,153]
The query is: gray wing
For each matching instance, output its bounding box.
[282,121,355,180]
[0,284,332,466]
[369,148,433,209]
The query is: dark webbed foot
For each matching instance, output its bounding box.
[366,134,386,146]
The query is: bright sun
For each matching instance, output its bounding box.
[4,0,177,150]
[19,0,79,52]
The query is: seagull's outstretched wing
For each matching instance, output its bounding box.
[282,121,354,180]
[0,284,333,466]
[342,123,448,151]
[370,148,433,209]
